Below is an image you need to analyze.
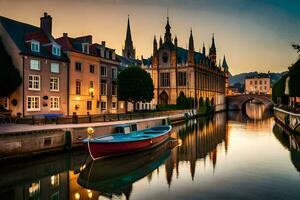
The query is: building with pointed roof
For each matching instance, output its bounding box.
[151,18,229,111]
[0,13,69,116]
[122,16,136,59]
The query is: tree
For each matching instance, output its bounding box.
[272,73,288,105]
[117,66,154,112]
[289,59,300,108]
[0,38,22,97]
[292,44,300,53]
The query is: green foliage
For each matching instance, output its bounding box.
[0,38,22,97]
[176,93,194,109]
[117,66,154,107]
[289,59,300,98]
[272,73,289,104]
[198,97,213,115]
[157,104,179,111]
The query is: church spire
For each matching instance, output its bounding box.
[122,15,136,59]
[164,17,172,44]
[188,28,195,65]
[202,43,206,56]
[222,55,229,72]
[209,33,217,65]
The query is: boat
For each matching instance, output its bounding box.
[83,124,172,160]
[77,139,177,196]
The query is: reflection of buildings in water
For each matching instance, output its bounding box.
[165,113,228,185]
[0,151,88,200]
[273,124,300,174]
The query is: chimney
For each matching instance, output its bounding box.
[40,12,52,36]
[101,41,106,47]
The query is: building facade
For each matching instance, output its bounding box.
[0,13,68,117]
[151,18,228,111]
[245,75,271,94]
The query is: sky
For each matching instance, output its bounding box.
[0,0,299,75]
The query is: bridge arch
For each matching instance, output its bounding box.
[227,94,273,111]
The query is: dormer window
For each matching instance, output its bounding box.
[52,45,61,56]
[31,41,40,52]
[82,43,89,54]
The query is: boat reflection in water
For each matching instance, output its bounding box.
[77,139,178,199]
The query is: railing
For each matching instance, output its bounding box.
[15,110,191,125]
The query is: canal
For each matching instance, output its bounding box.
[1,102,300,200]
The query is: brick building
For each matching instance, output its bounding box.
[0,13,69,116]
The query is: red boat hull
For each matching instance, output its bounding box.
[87,133,170,159]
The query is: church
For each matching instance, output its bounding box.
[150,17,229,111]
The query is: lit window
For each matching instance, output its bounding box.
[30,59,40,70]
[112,101,117,109]
[101,66,107,77]
[76,80,81,95]
[27,96,40,111]
[28,75,40,90]
[50,77,59,91]
[29,181,40,198]
[50,174,60,187]
[52,45,61,56]
[101,101,106,110]
[51,63,59,73]
[50,97,60,110]
[31,41,40,52]
[112,67,117,79]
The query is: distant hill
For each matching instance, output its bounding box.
[229,71,287,87]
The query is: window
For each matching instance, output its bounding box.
[31,41,40,52]
[100,101,106,110]
[112,101,117,109]
[50,174,60,187]
[250,81,252,85]
[50,77,59,91]
[90,65,95,73]
[264,80,267,84]
[76,80,81,95]
[255,80,257,85]
[50,97,59,110]
[75,62,82,72]
[101,81,107,95]
[52,45,61,56]
[51,63,59,73]
[101,66,107,77]
[177,72,187,86]
[112,67,117,79]
[160,73,170,87]
[87,101,92,110]
[82,43,89,54]
[28,75,40,90]
[29,181,40,198]
[260,80,263,85]
[112,84,117,96]
[3,97,9,110]
[90,81,94,89]
[89,81,94,96]
[264,86,267,90]
[30,59,40,70]
[27,96,40,111]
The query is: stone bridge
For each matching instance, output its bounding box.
[227,94,274,111]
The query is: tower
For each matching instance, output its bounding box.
[122,15,136,59]
[164,17,172,44]
[202,43,206,56]
[209,34,217,65]
[188,29,195,65]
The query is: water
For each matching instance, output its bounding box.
[1,102,300,200]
